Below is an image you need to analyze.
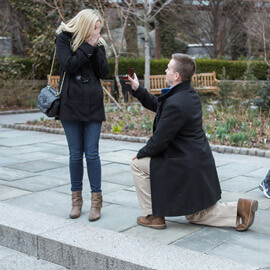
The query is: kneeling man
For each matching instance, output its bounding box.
[128,53,258,231]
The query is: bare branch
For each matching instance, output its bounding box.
[245,1,270,65]
[95,0,118,56]
[42,0,65,22]
[260,19,270,66]
[42,0,54,9]
[119,1,134,54]
[53,0,66,22]
[149,0,174,21]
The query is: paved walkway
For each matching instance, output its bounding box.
[0,112,269,269]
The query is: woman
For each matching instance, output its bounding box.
[55,9,109,221]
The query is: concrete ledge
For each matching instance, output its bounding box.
[0,109,40,115]
[0,203,256,270]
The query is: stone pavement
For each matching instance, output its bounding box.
[0,112,270,269]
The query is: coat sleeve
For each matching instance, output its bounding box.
[56,34,96,73]
[132,86,158,112]
[137,102,186,159]
[91,45,109,79]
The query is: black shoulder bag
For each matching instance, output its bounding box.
[36,48,66,118]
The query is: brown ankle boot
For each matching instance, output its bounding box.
[70,191,83,219]
[137,215,166,229]
[236,198,258,231]
[88,192,102,221]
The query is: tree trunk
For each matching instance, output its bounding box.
[114,54,124,101]
[7,1,27,56]
[144,13,150,90]
[212,3,219,58]
[126,15,138,58]
[155,20,160,59]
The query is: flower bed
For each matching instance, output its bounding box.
[26,103,270,150]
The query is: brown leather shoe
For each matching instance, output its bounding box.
[236,198,258,232]
[70,191,83,219]
[89,192,102,222]
[137,215,166,229]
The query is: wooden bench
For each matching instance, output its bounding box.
[47,75,112,102]
[146,71,220,95]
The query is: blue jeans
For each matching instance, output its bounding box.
[61,120,102,193]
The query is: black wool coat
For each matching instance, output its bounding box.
[133,81,221,216]
[56,32,109,122]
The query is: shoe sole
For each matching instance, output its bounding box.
[70,215,81,219]
[137,220,166,230]
[236,200,258,232]
[259,184,270,199]
[89,216,101,222]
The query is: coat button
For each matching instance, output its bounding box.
[88,53,92,57]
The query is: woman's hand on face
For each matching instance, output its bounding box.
[85,21,101,47]
[126,73,139,91]
[85,29,100,47]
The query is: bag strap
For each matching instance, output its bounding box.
[48,47,66,96]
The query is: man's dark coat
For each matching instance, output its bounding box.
[56,32,109,122]
[133,81,221,216]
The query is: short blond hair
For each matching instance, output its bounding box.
[172,53,196,81]
[56,9,104,51]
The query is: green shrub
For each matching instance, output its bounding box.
[109,58,268,80]
[108,58,169,79]
[1,56,268,80]
[108,58,146,79]
[0,55,60,80]
[253,69,270,111]
[0,56,33,79]
[112,124,122,133]
[218,67,234,105]
[196,59,268,80]
[150,59,169,76]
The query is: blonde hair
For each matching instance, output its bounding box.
[56,9,105,51]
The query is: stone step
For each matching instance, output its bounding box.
[0,245,66,270]
[0,202,257,270]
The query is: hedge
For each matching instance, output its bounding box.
[109,58,269,80]
[0,56,269,80]
[195,59,269,80]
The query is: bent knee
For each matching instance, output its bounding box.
[130,158,139,172]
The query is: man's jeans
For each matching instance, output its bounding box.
[61,120,102,193]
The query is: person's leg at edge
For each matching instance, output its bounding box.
[186,198,258,232]
[130,157,166,229]
[84,121,102,221]
[259,169,270,199]
[265,170,270,183]
[61,120,84,219]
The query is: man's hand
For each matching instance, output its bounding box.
[126,73,139,91]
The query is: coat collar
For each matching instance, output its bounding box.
[63,31,73,38]
[158,80,191,101]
